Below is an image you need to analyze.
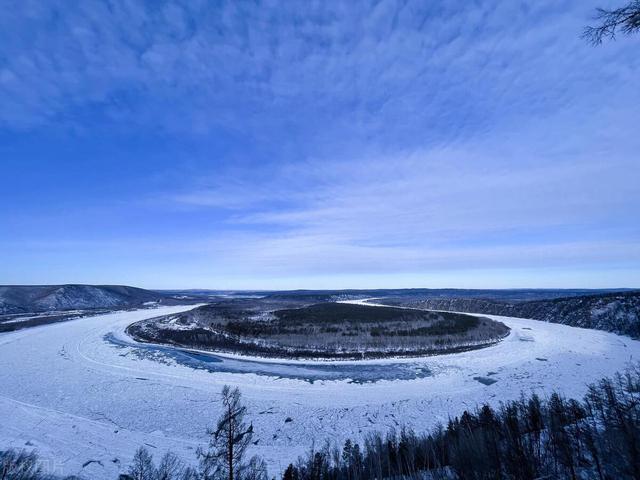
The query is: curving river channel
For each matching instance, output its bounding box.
[1,303,638,479]
[105,331,432,383]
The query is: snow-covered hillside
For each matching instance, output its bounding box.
[0,284,184,314]
[0,304,639,479]
[379,290,640,338]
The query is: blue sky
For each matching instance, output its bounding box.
[1,0,639,289]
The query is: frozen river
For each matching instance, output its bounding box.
[1,304,638,478]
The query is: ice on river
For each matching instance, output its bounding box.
[0,304,638,479]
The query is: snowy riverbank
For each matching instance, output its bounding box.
[0,304,638,478]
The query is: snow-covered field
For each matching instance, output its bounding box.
[1,303,638,479]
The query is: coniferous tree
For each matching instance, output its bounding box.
[0,449,43,480]
[10,365,640,480]
[128,447,156,480]
[198,385,254,480]
[282,464,298,480]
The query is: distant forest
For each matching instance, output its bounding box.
[129,302,509,360]
[378,290,640,338]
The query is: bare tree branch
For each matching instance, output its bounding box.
[584,1,640,45]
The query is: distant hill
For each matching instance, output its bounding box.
[157,287,633,303]
[3,285,637,338]
[378,290,640,338]
[262,288,631,303]
[0,284,194,314]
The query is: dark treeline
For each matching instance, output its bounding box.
[273,304,459,325]
[129,302,508,360]
[285,366,640,480]
[380,291,640,339]
[2,366,640,480]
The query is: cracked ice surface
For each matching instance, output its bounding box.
[0,304,638,479]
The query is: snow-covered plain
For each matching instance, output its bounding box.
[0,303,638,479]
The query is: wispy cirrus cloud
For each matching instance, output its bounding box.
[2,0,637,146]
[1,0,639,288]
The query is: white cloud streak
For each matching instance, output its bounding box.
[1,0,639,287]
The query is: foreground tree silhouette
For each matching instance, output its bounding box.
[584,1,640,44]
[123,447,195,480]
[128,447,155,480]
[198,385,257,480]
[0,449,43,480]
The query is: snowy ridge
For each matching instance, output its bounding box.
[380,290,640,338]
[0,284,187,314]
